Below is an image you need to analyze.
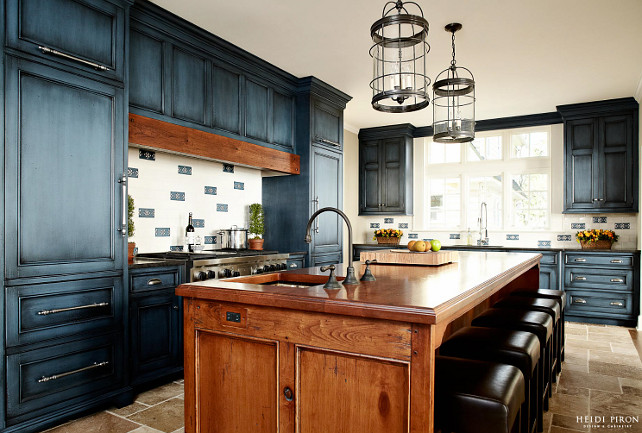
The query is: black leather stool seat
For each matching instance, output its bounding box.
[435,356,525,433]
[472,308,553,343]
[494,297,561,322]
[513,289,566,310]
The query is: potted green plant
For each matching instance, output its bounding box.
[128,195,136,261]
[248,203,265,250]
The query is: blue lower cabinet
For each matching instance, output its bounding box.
[6,333,124,423]
[311,252,342,268]
[286,254,306,271]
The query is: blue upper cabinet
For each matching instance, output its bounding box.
[129,0,297,154]
[312,101,343,151]
[6,0,129,83]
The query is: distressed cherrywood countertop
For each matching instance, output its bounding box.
[176,251,542,325]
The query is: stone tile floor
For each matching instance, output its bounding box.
[41,322,642,433]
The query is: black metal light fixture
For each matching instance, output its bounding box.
[432,23,475,143]
[369,0,430,113]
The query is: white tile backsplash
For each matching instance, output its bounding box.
[127,147,261,252]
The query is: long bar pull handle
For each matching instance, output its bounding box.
[574,258,587,262]
[37,302,110,316]
[38,46,110,71]
[315,137,341,147]
[610,301,624,307]
[610,278,624,283]
[574,276,587,281]
[573,298,587,304]
[312,196,319,233]
[38,361,109,383]
[147,278,163,286]
[118,174,127,237]
[610,259,623,264]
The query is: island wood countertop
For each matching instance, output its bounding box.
[176,251,542,326]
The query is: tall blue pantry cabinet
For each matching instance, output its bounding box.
[2,0,132,432]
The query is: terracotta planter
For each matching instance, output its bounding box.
[376,236,401,245]
[580,239,613,250]
[248,238,264,250]
[128,242,136,262]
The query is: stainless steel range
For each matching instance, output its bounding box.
[137,250,289,282]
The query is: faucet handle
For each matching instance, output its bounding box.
[320,265,335,273]
[360,260,376,282]
[320,265,343,290]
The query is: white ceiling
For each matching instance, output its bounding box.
[151,0,642,131]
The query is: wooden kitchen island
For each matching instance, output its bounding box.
[176,251,542,433]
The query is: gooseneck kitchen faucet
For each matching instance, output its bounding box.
[478,201,489,245]
[304,207,359,285]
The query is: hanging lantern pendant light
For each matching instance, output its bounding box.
[369,0,431,113]
[432,23,476,143]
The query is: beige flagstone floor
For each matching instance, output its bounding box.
[41,322,642,433]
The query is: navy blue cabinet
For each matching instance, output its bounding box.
[358,125,414,215]
[558,98,639,213]
[212,65,242,134]
[171,45,210,126]
[6,0,128,83]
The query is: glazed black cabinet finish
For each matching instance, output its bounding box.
[358,126,414,215]
[129,1,296,153]
[559,98,638,213]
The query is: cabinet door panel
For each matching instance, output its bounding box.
[311,147,342,254]
[245,79,269,142]
[565,119,597,211]
[212,65,241,134]
[382,138,404,211]
[297,347,409,433]
[313,103,341,149]
[195,331,277,433]
[4,57,124,278]
[539,265,559,290]
[272,90,294,150]
[359,140,381,213]
[171,46,208,125]
[600,115,633,209]
[129,27,165,113]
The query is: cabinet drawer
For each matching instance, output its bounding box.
[6,0,127,82]
[6,277,122,347]
[130,267,181,293]
[566,291,633,317]
[311,252,342,267]
[6,334,123,419]
[564,267,633,291]
[564,253,633,267]
[286,258,305,270]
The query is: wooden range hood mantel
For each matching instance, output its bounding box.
[128,113,300,175]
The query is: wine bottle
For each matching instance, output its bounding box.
[186,212,195,252]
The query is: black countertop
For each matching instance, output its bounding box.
[128,257,187,270]
[353,243,640,254]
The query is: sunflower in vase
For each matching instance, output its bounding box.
[575,228,618,249]
[373,228,403,245]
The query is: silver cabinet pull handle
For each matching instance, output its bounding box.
[610,278,624,283]
[289,263,298,268]
[37,302,110,316]
[610,301,624,307]
[313,196,319,233]
[574,276,587,281]
[38,361,109,383]
[38,46,110,71]
[173,305,179,311]
[574,258,587,262]
[118,174,127,237]
[573,298,587,304]
[610,259,623,264]
[315,137,341,147]
[147,278,163,286]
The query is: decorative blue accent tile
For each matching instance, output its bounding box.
[398,223,408,229]
[170,245,184,252]
[449,234,461,240]
[155,227,170,237]
[571,223,586,230]
[614,223,631,230]
[477,239,489,246]
[370,223,380,229]
[592,216,607,223]
[204,186,217,195]
[557,235,572,242]
[170,191,185,201]
[192,218,205,228]
[537,240,552,247]
[178,165,192,175]
[138,208,155,218]
[217,204,229,212]
[422,238,432,242]
[233,181,245,190]
[408,233,418,239]
[223,164,234,173]
[139,149,155,161]
[506,234,520,241]
[384,218,394,224]
[204,236,217,245]
[127,167,139,178]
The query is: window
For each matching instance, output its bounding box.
[424,126,551,231]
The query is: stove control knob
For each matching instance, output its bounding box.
[255,267,263,274]
[263,265,270,272]
[223,268,233,278]
[269,264,277,271]
[207,270,217,279]
[195,272,207,281]
[279,263,287,270]
[232,271,241,277]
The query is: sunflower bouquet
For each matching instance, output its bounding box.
[373,228,403,244]
[576,229,618,249]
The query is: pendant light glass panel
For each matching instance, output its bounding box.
[370,1,430,113]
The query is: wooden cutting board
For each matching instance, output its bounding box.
[360,249,459,266]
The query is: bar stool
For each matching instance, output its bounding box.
[472,308,553,432]
[435,356,525,433]
[493,297,561,389]
[512,289,567,366]
[439,327,541,433]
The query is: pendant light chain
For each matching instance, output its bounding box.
[451,31,457,69]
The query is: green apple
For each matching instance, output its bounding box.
[430,239,441,252]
